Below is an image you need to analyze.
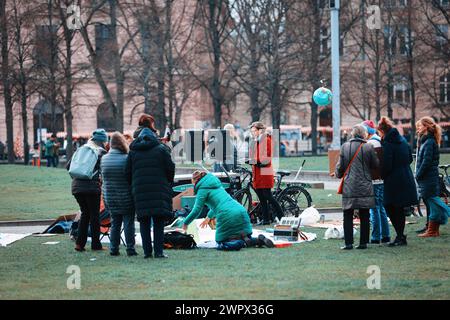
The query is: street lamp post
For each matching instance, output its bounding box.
[330,0,340,150]
[327,0,341,174]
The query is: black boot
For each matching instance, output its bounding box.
[257,234,274,248]
[243,236,259,248]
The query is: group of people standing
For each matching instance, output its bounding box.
[335,116,449,250]
[68,118,279,256]
[68,114,175,258]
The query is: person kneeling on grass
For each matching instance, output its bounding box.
[182,171,274,250]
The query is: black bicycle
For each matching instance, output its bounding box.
[223,163,313,224]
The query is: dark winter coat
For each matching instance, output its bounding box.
[67,140,106,195]
[100,148,134,216]
[126,128,175,221]
[335,138,379,210]
[381,128,418,207]
[416,134,440,199]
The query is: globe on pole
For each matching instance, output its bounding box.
[313,87,333,106]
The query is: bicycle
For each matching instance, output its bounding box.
[222,162,313,224]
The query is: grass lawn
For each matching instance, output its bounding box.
[0,165,341,221]
[0,218,448,299]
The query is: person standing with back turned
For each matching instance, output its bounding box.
[377,117,418,247]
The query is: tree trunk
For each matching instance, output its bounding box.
[110,0,123,132]
[21,82,29,165]
[0,0,15,164]
[79,3,118,127]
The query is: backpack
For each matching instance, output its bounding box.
[68,144,99,179]
[163,231,197,249]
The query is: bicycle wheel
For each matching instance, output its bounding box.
[276,185,312,217]
[233,189,253,214]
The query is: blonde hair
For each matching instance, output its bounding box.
[192,170,207,185]
[110,132,129,154]
[416,117,442,145]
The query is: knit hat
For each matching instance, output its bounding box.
[92,128,108,142]
[362,120,376,135]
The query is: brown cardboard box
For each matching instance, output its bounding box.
[172,188,194,210]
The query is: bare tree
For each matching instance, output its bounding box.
[10,0,38,164]
[188,0,236,128]
[0,0,15,163]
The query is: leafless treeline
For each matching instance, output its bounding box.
[1,0,449,163]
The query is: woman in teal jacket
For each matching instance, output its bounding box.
[182,171,273,250]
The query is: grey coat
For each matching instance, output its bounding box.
[100,148,134,216]
[335,138,379,210]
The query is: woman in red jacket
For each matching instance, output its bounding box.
[249,122,284,225]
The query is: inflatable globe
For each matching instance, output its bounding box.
[313,87,333,106]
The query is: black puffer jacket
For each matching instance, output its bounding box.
[416,134,440,199]
[382,128,418,207]
[126,128,175,221]
[67,140,106,195]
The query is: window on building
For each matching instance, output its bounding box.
[384,0,408,7]
[398,26,409,55]
[95,23,114,68]
[320,27,328,56]
[436,24,449,50]
[440,73,450,103]
[390,76,411,104]
[35,25,58,67]
[384,26,409,56]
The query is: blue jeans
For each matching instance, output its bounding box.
[110,213,136,253]
[423,197,450,225]
[139,216,165,257]
[370,184,390,241]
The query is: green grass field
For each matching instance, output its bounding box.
[0,220,448,299]
[0,165,343,221]
[1,153,449,221]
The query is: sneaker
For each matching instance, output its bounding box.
[356,244,367,249]
[257,234,274,248]
[110,251,120,256]
[144,254,153,259]
[340,245,353,250]
[370,240,380,244]
[154,253,169,259]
